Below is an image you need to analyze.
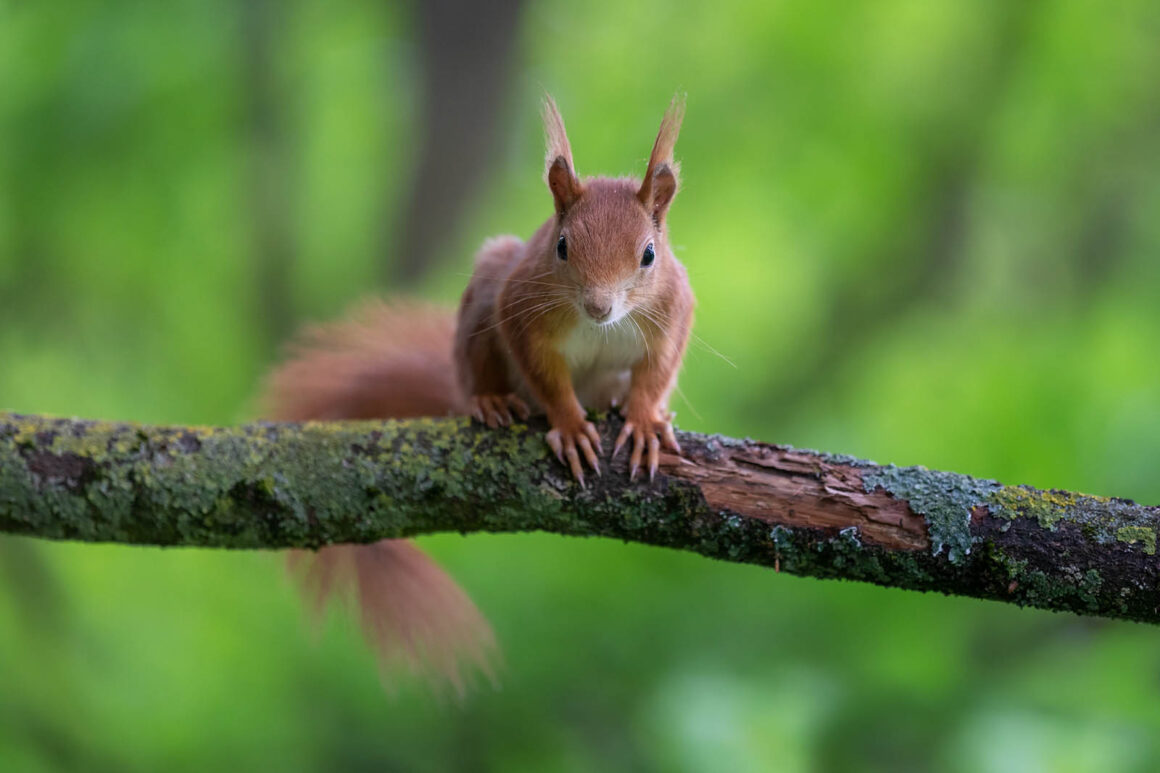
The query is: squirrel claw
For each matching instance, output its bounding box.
[661,423,681,455]
[469,394,530,428]
[507,394,532,420]
[546,422,602,486]
[615,416,679,483]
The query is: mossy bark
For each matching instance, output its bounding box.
[2,412,1158,623]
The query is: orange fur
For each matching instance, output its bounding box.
[263,301,495,694]
[638,94,685,220]
[542,96,583,213]
[264,300,463,420]
[264,95,696,691]
[456,95,695,483]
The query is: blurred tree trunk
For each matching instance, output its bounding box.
[3,411,1159,626]
[241,0,296,350]
[384,0,525,288]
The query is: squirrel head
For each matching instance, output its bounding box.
[541,95,685,325]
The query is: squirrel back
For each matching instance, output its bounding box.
[262,300,495,694]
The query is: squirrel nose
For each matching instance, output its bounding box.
[583,299,612,321]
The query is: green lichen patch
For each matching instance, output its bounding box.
[985,483,1158,553]
[862,465,1001,563]
[986,485,1084,530]
[0,412,571,550]
[1116,526,1157,555]
[862,464,1160,565]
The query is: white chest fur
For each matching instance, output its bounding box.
[558,318,645,410]
[560,318,645,373]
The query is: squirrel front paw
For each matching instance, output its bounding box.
[468,393,530,428]
[545,419,603,486]
[613,409,681,482]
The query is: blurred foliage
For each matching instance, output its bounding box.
[2,0,1160,770]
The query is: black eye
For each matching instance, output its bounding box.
[641,242,655,267]
[556,235,567,261]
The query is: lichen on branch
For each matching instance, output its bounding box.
[1,412,1158,624]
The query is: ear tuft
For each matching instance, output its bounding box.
[638,94,686,224]
[543,95,582,213]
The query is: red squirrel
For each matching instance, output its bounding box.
[263,96,693,688]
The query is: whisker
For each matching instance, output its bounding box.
[468,292,569,339]
[511,298,573,338]
[453,271,567,290]
[690,332,737,369]
[674,383,703,421]
[628,314,651,368]
[635,306,736,370]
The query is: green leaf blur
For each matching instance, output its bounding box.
[2,0,1159,770]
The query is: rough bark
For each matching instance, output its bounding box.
[2,412,1157,624]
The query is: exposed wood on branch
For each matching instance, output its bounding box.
[1,412,1157,624]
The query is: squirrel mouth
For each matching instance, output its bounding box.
[580,296,624,325]
[590,311,627,327]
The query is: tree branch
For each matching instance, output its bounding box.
[2,412,1157,623]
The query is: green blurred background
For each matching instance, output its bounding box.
[2,0,1160,770]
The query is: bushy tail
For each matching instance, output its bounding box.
[263,299,465,421]
[263,300,495,693]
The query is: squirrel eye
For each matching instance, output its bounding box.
[556,235,567,261]
[641,242,655,267]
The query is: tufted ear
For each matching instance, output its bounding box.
[542,95,582,214]
[637,95,685,225]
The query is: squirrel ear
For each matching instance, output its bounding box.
[644,164,679,225]
[543,95,582,214]
[638,94,685,225]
